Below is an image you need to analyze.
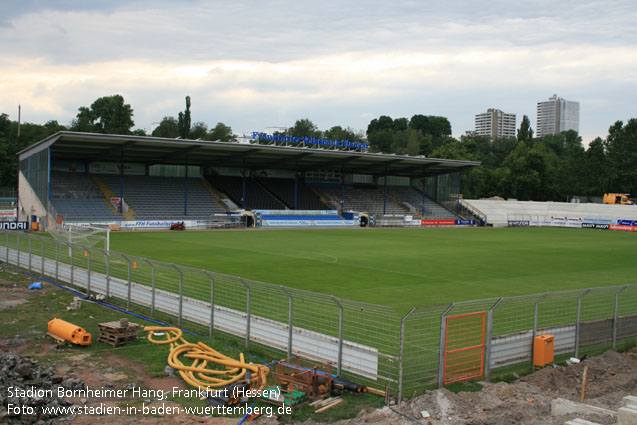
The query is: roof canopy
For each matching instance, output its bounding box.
[20,132,480,177]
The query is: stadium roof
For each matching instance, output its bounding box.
[19,132,480,177]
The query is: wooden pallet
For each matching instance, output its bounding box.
[98,333,138,347]
[97,320,140,346]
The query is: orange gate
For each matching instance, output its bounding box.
[443,312,486,385]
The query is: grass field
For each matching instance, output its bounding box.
[110,227,637,313]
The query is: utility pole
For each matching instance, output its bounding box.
[17,105,21,150]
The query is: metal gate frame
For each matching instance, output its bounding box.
[443,311,486,385]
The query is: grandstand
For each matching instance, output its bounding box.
[100,174,225,220]
[462,199,637,227]
[16,132,479,229]
[257,177,329,210]
[386,186,459,219]
[50,172,123,222]
[205,175,286,210]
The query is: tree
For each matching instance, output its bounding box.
[367,128,394,153]
[324,126,363,143]
[409,115,452,149]
[517,115,533,142]
[604,119,637,194]
[584,137,608,195]
[367,115,394,134]
[70,95,135,134]
[177,96,192,139]
[71,106,94,132]
[393,117,408,132]
[501,142,556,200]
[286,118,321,138]
[189,122,208,140]
[207,122,235,142]
[152,117,180,138]
[406,129,426,156]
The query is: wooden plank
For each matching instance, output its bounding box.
[366,387,387,397]
[314,398,343,413]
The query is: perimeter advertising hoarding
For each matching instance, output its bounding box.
[0,222,29,230]
[511,216,637,231]
[609,224,637,232]
[421,219,476,226]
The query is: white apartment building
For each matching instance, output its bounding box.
[536,94,580,138]
[474,109,516,140]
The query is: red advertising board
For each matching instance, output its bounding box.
[609,225,637,232]
[421,220,456,226]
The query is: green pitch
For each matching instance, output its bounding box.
[110,227,637,313]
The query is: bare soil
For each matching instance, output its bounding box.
[292,347,637,425]
[1,273,635,424]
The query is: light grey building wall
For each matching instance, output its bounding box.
[536,94,580,138]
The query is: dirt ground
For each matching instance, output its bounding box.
[1,271,636,425]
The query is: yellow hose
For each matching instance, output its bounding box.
[144,326,268,391]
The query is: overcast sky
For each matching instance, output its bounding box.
[1,0,636,144]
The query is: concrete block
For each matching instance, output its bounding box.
[623,396,637,409]
[551,398,616,420]
[618,406,637,425]
[565,419,603,425]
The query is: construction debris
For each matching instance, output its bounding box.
[0,351,83,424]
[66,296,82,311]
[314,397,343,413]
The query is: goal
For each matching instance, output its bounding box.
[49,223,110,252]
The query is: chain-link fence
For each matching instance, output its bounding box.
[1,230,636,400]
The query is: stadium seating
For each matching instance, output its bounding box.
[99,175,225,220]
[317,185,412,216]
[50,172,123,222]
[206,176,287,210]
[257,178,331,210]
[386,186,459,219]
[462,199,637,227]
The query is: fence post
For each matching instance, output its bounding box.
[532,293,548,366]
[240,279,251,349]
[281,286,293,358]
[28,237,32,272]
[438,303,455,388]
[484,298,503,380]
[70,244,74,286]
[145,259,155,316]
[575,289,591,358]
[105,252,110,299]
[16,232,20,269]
[613,285,629,349]
[55,241,59,281]
[40,239,45,277]
[86,248,91,296]
[398,307,416,402]
[172,265,183,328]
[5,232,8,265]
[204,271,214,337]
[121,255,131,309]
[330,296,344,376]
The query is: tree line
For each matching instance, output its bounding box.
[1,94,635,202]
[363,113,636,201]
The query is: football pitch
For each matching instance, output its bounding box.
[110,227,637,313]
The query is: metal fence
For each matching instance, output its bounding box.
[1,229,636,401]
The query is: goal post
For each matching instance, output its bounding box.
[50,223,110,252]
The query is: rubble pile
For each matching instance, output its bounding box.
[0,351,84,424]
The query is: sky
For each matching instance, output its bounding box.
[1,0,636,144]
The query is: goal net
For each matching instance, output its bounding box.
[50,223,110,251]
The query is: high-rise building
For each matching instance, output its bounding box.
[474,109,516,140]
[536,94,580,138]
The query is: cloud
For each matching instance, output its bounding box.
[1,0,636,142]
